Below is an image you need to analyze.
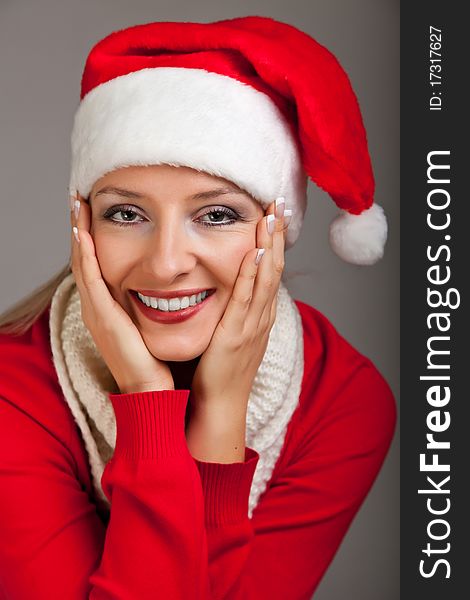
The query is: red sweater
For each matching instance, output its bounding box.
[0,299,396,600]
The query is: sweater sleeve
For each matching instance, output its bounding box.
[193,361,397,600]
[89,389,210,599]
[0,389,217,599]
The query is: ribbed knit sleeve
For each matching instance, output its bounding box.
[88,389,211,599]
[192,448,260,599]
[195,448,259,527]
[109,389,190,459]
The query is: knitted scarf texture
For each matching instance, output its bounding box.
[49,272,304,518]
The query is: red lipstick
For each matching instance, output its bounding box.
[134,288,212,299]
[130,290,215,324]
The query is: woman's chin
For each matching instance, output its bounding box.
[145,339,209,363]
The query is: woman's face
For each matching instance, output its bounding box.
[89,164,265,361]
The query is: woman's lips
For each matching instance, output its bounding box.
[130,290,215,324]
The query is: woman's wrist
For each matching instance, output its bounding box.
[118,380,176,395]
[185,394,248,463]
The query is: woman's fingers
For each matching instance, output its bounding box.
[248,197,286,329]
[216,206,277,336]
[70,193,118,327]
[219,197,287,338]
[218,245,263,336]
[265,198,286,323]
[70,192,82,287]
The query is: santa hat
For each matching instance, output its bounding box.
[69,15,387,265]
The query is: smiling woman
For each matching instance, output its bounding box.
[87,165,267,364]
[0,15,396,600]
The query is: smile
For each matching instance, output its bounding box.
[130,289,215,324]
[137,289,212,312]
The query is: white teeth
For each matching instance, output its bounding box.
[168,298,180,312]
[137,290,211,312]
[158,298,169,311]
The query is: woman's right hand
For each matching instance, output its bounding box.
[70,192,174,394]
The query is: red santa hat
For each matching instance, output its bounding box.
[69,15,387,265]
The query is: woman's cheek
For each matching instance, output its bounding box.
[219,242,254,293]
[93,233,135,283]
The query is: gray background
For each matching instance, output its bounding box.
[0,1,399,598]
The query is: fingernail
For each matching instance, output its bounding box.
[74,200,81,220]
[255,248,266,265]
[69,192,77,211]
[72,226,80,244]
[266,214,275,235]
[275,197,285,219]
[284,209,293,227]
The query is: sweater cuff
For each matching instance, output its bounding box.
[108,389,190,460]
[194,447,260,527]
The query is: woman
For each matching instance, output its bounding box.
[0,16,396,599]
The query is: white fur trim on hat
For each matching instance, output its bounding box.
[329,203,388,265]
[69,67,307,249]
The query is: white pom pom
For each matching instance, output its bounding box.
[329,203,388,265]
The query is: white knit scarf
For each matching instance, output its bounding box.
[49,272,304,519]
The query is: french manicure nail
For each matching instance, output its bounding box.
[69,194,76,211]
[284,209,293,227]
[74,200,81,220]
[255,248,266,265]
[275,197,285,219]
[267,214,275,235]
[72,226,80,244]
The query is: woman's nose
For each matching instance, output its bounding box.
[141,220,198,283]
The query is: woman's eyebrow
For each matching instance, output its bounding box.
[94,185,246,201]
[94,186,143,199]
[190,187,246,201]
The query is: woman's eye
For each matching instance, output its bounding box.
[103,205,146,227]
[198,208,238,227]
[102,205,241,228]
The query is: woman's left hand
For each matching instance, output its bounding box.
[190,197,287,409]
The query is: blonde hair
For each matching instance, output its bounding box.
[0,263,72,337]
